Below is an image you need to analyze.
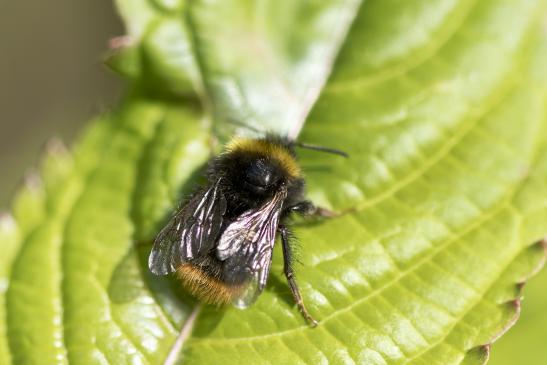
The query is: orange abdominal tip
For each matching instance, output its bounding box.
[176,264,246,306]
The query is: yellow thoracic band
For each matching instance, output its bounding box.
[226,138,301,178]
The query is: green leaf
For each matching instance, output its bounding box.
[109,0,199,96]
[2,0,547,364]
[186,0,361,135]
[488,263,547,365]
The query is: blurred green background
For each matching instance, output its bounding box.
[0,2,545,364]
[0,1,122,208]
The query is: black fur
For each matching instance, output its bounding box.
[197,137,307,283]
[207,136,305,219]
[149,135,336,323]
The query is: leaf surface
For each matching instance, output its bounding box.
[2,0,547,364]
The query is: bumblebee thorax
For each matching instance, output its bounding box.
[225,137,300,178]
[205,137,305,216]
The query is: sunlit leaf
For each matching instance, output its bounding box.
[2,0,547,364]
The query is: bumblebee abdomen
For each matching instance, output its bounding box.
[176,263,245,306]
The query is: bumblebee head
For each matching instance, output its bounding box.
[212,137,300,200]
[242,157,280,194]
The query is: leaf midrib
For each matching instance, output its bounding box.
[185,0,364,139]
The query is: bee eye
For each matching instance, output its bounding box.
[244,159,275,189]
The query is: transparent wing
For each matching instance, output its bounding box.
[148,178,227,275]
[216,188,287,307]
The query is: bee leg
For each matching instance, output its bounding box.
[289,200,338,218]
[279,225,319,327]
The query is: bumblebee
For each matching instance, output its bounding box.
[148,134,346,326]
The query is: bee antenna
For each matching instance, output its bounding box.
[294,142,349,158]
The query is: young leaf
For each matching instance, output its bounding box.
[2,0,547,364]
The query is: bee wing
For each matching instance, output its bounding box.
[216,187,288,307]
[149,178,227,275]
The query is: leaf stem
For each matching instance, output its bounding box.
[163,304,202,365]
